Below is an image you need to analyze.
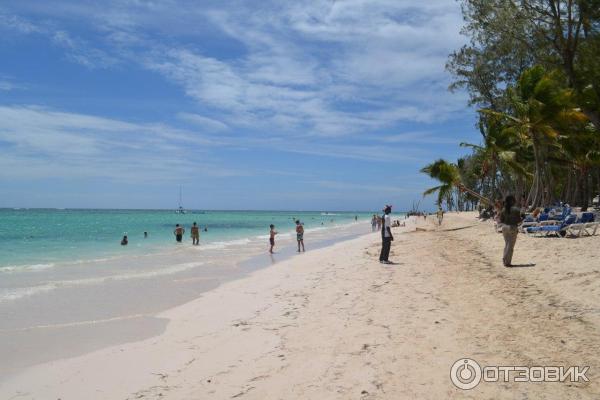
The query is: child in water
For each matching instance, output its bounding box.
[269,224,277,254]
[296,220,305,252]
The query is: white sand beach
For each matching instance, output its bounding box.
[2,213,600,399]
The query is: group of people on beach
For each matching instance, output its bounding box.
[376,199,520,267]
[370,215,382,232]
[119,222,207,246]
[269,220,305,254]
[173,222,206,245]
[120,220,308,255]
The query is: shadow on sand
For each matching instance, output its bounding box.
[507,263,536,268]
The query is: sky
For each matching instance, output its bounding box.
[0,0,481,211]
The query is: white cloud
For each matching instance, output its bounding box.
[0,12,41,34]
[0,81,14,91]
[176,113,229,132]
[0,104,423,187]
[0,105,242,182]
[51,30,118,69]
[2,1,468,136]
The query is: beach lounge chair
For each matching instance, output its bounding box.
[564,222,585,237]
[520,215,538,233]
[583,221,599,236]
[579,212,595,223]
[526,214,577,237]
[521,213,548,233]
[562,212,594,237]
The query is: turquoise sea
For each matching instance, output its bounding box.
[0,209,374,270]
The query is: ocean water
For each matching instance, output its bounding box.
[0,209,373,271]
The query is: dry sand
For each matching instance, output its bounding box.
[2,212,600,399]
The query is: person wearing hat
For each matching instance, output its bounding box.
[379,205,394,264]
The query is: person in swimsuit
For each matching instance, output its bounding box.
[173,224,185,243]
[121,235,128,246]
[296,220,305,252]
[191,222,200,245]
[269,224,277,254]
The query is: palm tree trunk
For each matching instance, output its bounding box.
[529,135,545,208]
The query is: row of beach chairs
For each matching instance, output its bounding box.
[522,208,599,238]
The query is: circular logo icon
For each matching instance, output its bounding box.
[450,358,482,390]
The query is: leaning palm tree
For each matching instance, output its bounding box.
[420,159,461,208]
[422,158,495,210]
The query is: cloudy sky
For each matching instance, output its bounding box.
[0,0,479,211]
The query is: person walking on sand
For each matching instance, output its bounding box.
[173,224,185,243]
[436,208,444,226]
[500,194,523,267]
[371,214,377,232]
[191,222,200,245]
[296,220,305,252]
[269,224,277,254]
[379,205,394,264]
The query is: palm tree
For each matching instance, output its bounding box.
[460,115,528,200]
[482,66,587,207]
[420,159,461,208]
[559,123,600,207]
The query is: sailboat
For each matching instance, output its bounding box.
[175,186,186,214]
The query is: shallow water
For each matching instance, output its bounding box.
[0,209,372,270]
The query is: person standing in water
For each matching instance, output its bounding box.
[121,235,128,246]
[379,205,394,264]
[500,194,523,267]
[269,224,277,254]
[296,220,305,252]
[191,222,200,245]
[173,224,185,243]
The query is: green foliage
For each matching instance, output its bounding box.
[420,159,461,208]
[436,0,600,208]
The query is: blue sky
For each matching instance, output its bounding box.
[0,0,480,211]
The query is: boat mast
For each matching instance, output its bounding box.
[179,186,183,209]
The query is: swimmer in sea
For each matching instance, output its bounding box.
[173,224,185,243]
